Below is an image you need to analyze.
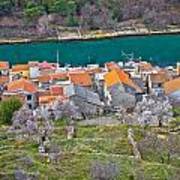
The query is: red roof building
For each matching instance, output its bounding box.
[7,78,37,93]
[68,72,92,87]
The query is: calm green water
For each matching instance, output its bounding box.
[0,34,179,66]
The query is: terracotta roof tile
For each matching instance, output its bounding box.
[50,85,64,96]
[0,61,9,70]
[105,62,120,71]
[50,72,68,81]
[164,77,180,95]
[7,78,37,93]
[38,75,51,83]
[104,69,122,87]
[38,72,68,83]
[28,61,39,67]
[39,95,67,104]
[68,72,92,87]
[12,64,29,72]
[39,61,56,70]
[104,69,142,92]
[39,95,56,104]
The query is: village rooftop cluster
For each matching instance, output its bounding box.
[0,60,179,125]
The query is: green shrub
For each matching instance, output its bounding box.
[24,2,45,20]
[0,97,22,125]
[173,107,180,117]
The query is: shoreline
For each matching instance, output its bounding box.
[0,28,180,45]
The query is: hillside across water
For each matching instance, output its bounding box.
[0,0,179,40]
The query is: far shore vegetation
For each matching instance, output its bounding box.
[0,0,179,40]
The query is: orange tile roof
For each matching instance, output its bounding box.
[104,69,123,87]
[68,72,92,87]
[164,77,180,95]
[7,78,37,93]
[38,75,51,83]
[105,62,120,71]
[104,69,142,92]
[28,61,39,67]
[39,95,67,104]
[39,95,56,104]
[50,85,64,96]
[50,72,68,81]
[38,72,68,83]
[12,64,29,72]
[68,69,86,74]
[39,61,56,70]
[0,61,9,70]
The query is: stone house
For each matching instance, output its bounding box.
[3,78,38,109]
[38,85,67,106]
[68,71,93,89]
[104,69,143,108]
[148,72,170,95]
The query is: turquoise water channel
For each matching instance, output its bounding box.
[0,34,179,66]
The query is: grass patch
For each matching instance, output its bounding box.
[0,124,179,179]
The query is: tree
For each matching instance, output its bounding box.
[0,97,22,125]
[0,0,13,15]
[66,1,78,26]
[11,105,37,135]
[167,134,180,158]
[11,105,54,142]
[49,0,76,16]
[173,107,180,117]
[24,2,45,20]
[137,132,168,163]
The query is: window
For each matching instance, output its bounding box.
[27,95,32,101]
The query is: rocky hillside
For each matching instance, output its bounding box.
[0,0,179,39]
